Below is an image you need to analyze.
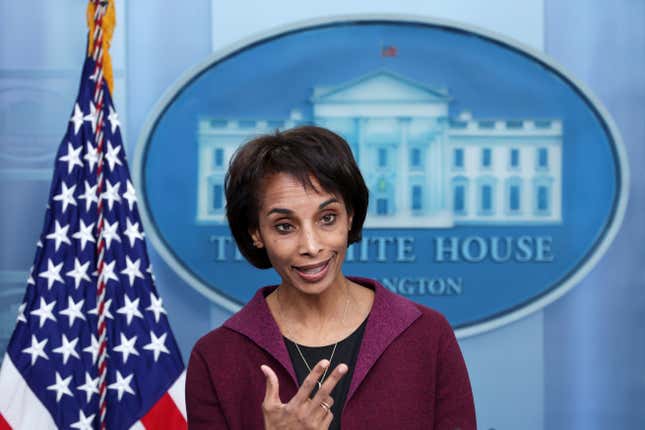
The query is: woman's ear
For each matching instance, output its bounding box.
[249,229,264,248]
[348,212,354,231]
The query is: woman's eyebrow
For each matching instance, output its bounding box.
[319,197,339,209]
[265,197,339,216]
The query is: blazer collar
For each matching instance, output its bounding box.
[223,277,422,398]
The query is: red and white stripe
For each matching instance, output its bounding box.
[0,355,186,430]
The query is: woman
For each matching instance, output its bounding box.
[186,126,476,429]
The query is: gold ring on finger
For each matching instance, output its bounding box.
[320,401,331,413]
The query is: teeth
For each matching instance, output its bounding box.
[301,265,324,274]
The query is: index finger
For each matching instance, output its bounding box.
[312,363,348,402]
[288,359,330,406]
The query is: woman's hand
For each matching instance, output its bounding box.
[260,359,348,430]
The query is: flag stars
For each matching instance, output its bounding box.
[30,297,57,328]
[22,335,49,365]
[53,334,80,365]
[108,370,135,401]
[59,296,86,327]
[143,331,169,362]
[117,295,143,325]
[123,218,144,247]
[53,182,78,214]
[123,180,137,211]
[66,258,91,289]
[45,220,72,251]
[78,181,98,212]
[121,256,144,287]
[38,258,64,289]
[83,334,100,364]
[105,141,123,171]
[107,105,120,134]
[146,293,167,323]
[84,101,99,133]
[72,219,96,251]
[101,180,121,211]
[70,409,96,430]
[84,141,99,172]
[101,220,121,250]
[77,372,99,403]
[99,260,120,287]
[69,103,84,134]
[58,142,83,174]
[89,298,114,320]
[16,302,27,323]
[47,372,73,402]
[112,333,139,364]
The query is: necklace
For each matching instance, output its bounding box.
[276,282,351,390]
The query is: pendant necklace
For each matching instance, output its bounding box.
[277,282,351,390]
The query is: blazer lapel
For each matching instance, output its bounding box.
[222,286,299,386]
[346,277,422,402]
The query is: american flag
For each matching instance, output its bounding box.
[0,5,187,429]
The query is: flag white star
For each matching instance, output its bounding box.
[53,334,80,365]
[112,333,139,364]
[108,370,135,401]
[72,219,96,251]
[89,66,101,82]
[59,296,86,327]
[77,372,99,403]
[47,372,73,402]
[146,293,167,323]
[101,220,121,250]
[84,101,98,133]
[105,141,123,171]
[88,298,114,320]
[69,103,84,134]
[70,409,95,430]
[120,256,144,287]
[58,142,83,174]
[98,260,120,288]
[123,180,137,211]
[52,182,77,214]
[123,218,144,248]
[78,181,98,212]
[27,266,35,285]
[45,220,72,251]
[107,105,120,134]
[37,239,43,248]
[117,295,144,325]
[22,335,49,365]
[83,334,100,364]
[38,258,64,289]
[84,141,99,172]
[16,302,27,323]
[66,258,91,289]
[30,297,57,328]
[143,331,170,362]
[101,180,121,211]
[147,263,156,282]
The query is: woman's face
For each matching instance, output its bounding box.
[250,172,353,296]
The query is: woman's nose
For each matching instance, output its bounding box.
[299,226,323,256]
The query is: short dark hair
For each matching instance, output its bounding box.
[224,125,369,269]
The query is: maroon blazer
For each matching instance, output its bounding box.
[186,277,476,429]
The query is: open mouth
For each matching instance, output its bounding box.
[292,257,332,281]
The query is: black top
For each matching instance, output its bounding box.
[284,317,368,430]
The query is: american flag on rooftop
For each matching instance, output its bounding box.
[0,1,187,429]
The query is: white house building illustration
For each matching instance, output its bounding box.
[196,70,562,227]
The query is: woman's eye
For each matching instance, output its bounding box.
[321,213,336,224]
[275,223,293,233]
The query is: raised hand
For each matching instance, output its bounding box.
[261,359,348,430]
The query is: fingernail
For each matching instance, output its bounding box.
[320,359,330,369]
[338,364,348,374]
